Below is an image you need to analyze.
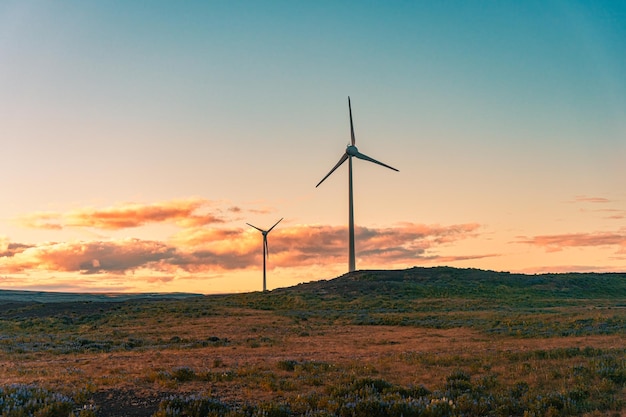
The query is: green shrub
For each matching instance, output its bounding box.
[277,359,298,372]
[171,366,196,382]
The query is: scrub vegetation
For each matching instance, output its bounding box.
[0,267,624,416]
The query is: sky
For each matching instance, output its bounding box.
[1,1,625,294]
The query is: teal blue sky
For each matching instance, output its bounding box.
[1,1,625,293]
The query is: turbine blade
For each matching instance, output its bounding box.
[246,223,265,233]
[354,151,399,172]
[316,153,349,187]
[265,238,269,259]
[348,97,355,146]
[267,218,283,233]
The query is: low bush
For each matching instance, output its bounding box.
[0,384,74,417]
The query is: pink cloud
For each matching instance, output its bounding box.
[406,253,499,264]
[590,209,626,220]
[254,222,484,268]
[0,239,177,274]
[516,230,626,253]
[606,214,626,220]
[573,196,611,203]
[519,265,626,274]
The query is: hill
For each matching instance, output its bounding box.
[277,266,626,300]
[217,266,626,338]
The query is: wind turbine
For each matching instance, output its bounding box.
[316,97,398,272]
[246,218,283,292]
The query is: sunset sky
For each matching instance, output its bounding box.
[1,1,625,294]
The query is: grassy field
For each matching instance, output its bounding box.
[0,267,624,416]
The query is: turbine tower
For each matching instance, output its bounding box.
[316,97,398,272]
[246,218,283,292]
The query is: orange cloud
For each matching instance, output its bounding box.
[517,230,626,253]
[17,199,226,230]
[0,222,486,276]
[170,227,245,248]
[65,199,226,229]
[18,212,64,230]
[0,276,137,293]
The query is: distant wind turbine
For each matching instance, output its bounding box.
[246,218,283,292]
[316,97,398,272]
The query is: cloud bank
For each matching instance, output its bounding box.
[0,222,483,274]
[2,198,485,278]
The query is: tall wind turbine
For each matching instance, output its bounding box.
[316,97,398,272]
[246,218,283,292]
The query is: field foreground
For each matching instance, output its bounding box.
[0,267,625,416]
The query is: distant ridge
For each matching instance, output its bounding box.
[0,289,203,303]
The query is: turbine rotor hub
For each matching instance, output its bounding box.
[346,145,359,156]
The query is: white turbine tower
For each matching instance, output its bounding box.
[316,97,398,272]
[247,218,283,292]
